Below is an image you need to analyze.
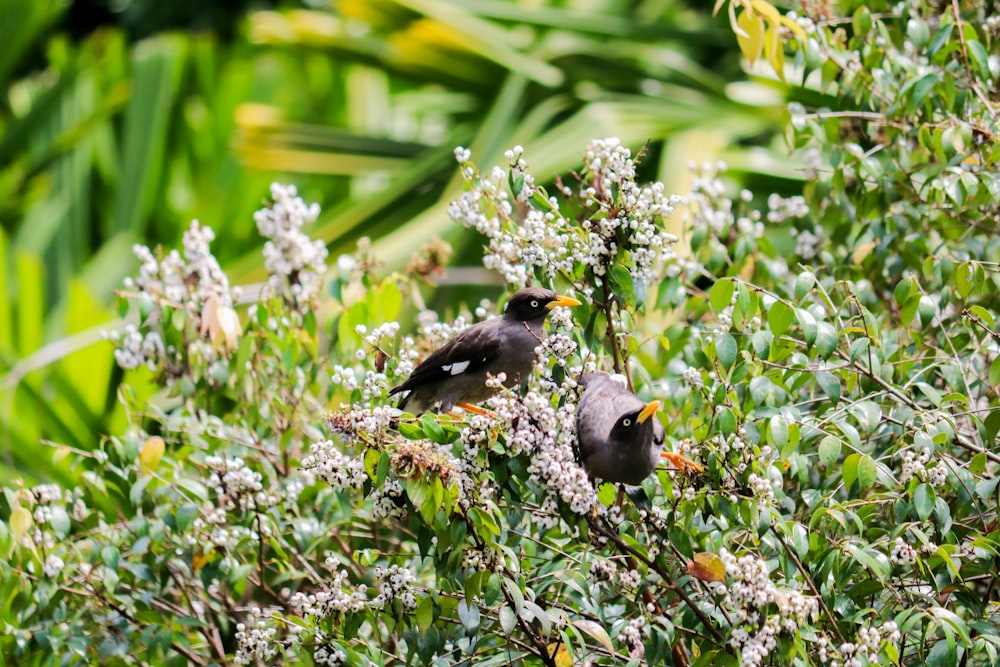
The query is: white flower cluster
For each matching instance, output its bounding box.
[127,220,234,307]
[489,391,598,516]
[889,536,917,566]
[313,644,348,666]
[254,182,329,304]
[289,565,369,618]
[188,504,257,549]
[43,554,65,578]
[456,414,499,507]
[718,548,819,667]
[448,139,679,289]
[234,607,278,665]
[701,430,778,506]
[371,479,407,520]
[370,564,418,610]
[898,447,948,487]
[108,325,165,370]
[790,227,825,260]
[301,440,368,490]
[618,616,646,661]
[327,405,396,438]
[204,455,274,511]
[823,619,901,667]
[766,193,810,223]
[113,220,241,370]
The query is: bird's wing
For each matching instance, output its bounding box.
[576,379,621,457]
[390,321,505,394]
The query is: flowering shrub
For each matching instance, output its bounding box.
[2,2,999,666]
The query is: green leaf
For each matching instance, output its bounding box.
[795,271,815,299]
[893,277,913,306]
[818,435,840,466]
[716,407,737,434]
[398,421,425,440]
[457,598,481,636]
[852,5,872,35]
[955,262,974,299]
[989,356,1000,387]
[767,301,794,337]
[375,451,391,488]
[814,321,838,358]
[914,483,934,520]
[709,278,735,314]
[843,453,860,489]
[732,283,756,330]
[848,400,882,433]
[500,606,517,635]
[970,452,986,476]
[968,305,993,327]
[918,295,937,327]
[415,596,434,631]
[855,454,877,490]
[102,545,120,571]
[749,376,786,406]
[901,293,921,326]
[966,39,992,81]
[421,414,448,444]
[715,333,737,370]
[814,371,841,403]
[769,415,788,450]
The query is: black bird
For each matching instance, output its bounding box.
[390,288,582,414]
[576,372,667,485]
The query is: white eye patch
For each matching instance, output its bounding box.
[441,360,471,375]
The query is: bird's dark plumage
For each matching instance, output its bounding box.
[390,288,581,414]
[576,372,665,485]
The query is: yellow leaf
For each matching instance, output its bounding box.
[764,25,785,80]
[736,10,765,64]
[547,642,573,667]
[10,506,33,541]
[750,0,782,24]
[687,552,726,582]
[140,436,166,475]
[841,326,867,335]
[192,547,215,573]
[573,619,614,653]
[853,240,878,265]
[779,15,808,40]
[200,296,243,352]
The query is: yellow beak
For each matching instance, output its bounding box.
[637,399,660,424]
[546,293,582,309]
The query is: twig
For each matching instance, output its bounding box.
[588,515,724,643]
[769,525,847,644]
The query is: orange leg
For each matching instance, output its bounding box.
[454,402,495,418]
[660,451,704,474]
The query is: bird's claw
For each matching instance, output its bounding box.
[454,403,495,418]
[660,452,704,474]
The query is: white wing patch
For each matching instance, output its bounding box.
[442,360,471,375]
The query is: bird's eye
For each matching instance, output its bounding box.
[622,418,632,427]
[530,299,539,308]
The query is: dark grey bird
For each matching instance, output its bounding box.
[389,288,582,414]
[576,372,667,485]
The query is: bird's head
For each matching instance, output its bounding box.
[609,399,663,448]
[503,287,581,322]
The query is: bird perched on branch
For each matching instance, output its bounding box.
[389,287,582,414]
[577,372,702,484]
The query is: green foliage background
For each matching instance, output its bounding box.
[1,0,1000,665]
